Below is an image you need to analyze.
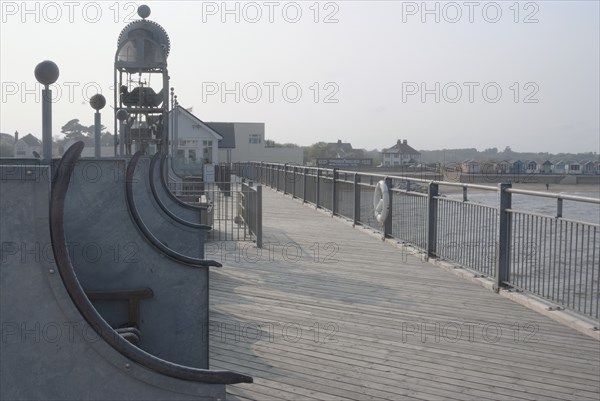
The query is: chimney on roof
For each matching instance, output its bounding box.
[14,130,18,144]
[403,139,407,145]
[337,139,342,144]
[397,139,401,146]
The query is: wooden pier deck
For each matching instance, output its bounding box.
[208,188,600,401]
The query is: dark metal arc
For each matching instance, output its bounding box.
[126,151,221,268]
[149,153,211,229]
[49,141,251,384]
[160,154,205,211]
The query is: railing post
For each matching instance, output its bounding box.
[275,164,279,191]
[303,167,307,203]
[495,183,512,291]
[332,168,338,216]
[283,163,288,195]
[292,166,296,199]
[316,169,321,209]
[256,184,263,248]
[353,173,361,227]
[384,176,393,238]
[426,182,439,257]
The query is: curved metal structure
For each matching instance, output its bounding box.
[51,143,248,383]
[126,151,212,260]
[61,154,213,367]
[0,145,251,400]
[149,152,208,227]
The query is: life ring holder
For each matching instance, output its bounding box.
[373,180,390,224]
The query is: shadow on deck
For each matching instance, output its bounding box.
[208,187,600,401]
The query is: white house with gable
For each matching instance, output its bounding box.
[170,106,223,181]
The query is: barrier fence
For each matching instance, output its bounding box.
[168,178,262,246]
[233,162,600,321]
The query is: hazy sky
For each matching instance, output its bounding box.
[1,1,599,153]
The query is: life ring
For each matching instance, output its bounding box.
[373,180,390,224]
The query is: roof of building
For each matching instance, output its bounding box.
[321,140,367,159]
[383,139,421,155]
[0,133,14,143]
[205,122,236,149]
[172,106,223,141]
[19,133,42,147]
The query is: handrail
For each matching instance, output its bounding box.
[148,153,211,229]
[126,152,221,268]
[50,141,251,384]
[160,154,206,211]
[506,187,600,204]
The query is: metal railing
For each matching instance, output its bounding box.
[239,181,263,248]
[168,178,262,245]
[235,162,600,321]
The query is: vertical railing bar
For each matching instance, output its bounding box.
[496,183,512,290]
[316,169,321,209]
[549,219,555,301]
[332,168,338,216]
[578,223,585,313]
[583,225,590,314]
[592,227,597,319]
[575,222,581,310]
[426,182,439,257]
[353,173,361,227]
[541,217,547,298]
[303,167,307,204]
[567,221,574,309]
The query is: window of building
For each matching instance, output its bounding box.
[249,134,261,144]
[179,139,198,147]
[188,149,196,163]
[203,140,213,163]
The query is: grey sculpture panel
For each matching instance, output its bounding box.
[134,156,205,258]
[62,158,209,368]
[0,164,223,400]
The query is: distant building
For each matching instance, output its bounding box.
[381,139,421,167]
[14,133,42,157]
[496,160,512,174]
[169,106,223,181]
[540,160,553,174]
[511,160,525,174]
[324,139,364,159]
[553,161,566,174]
[461,160,480,174]
[567,161,582,175]
[211,122,303,164]
[525,160,538,173]
[582,161,597,175]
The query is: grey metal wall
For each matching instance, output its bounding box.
[62,158,209,368]
[0,164,224,400]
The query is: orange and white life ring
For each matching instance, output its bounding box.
[373,180,390,224]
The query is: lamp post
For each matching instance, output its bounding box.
[34,60,59,163]
[116,109,129,157]
[90,94,106,158]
